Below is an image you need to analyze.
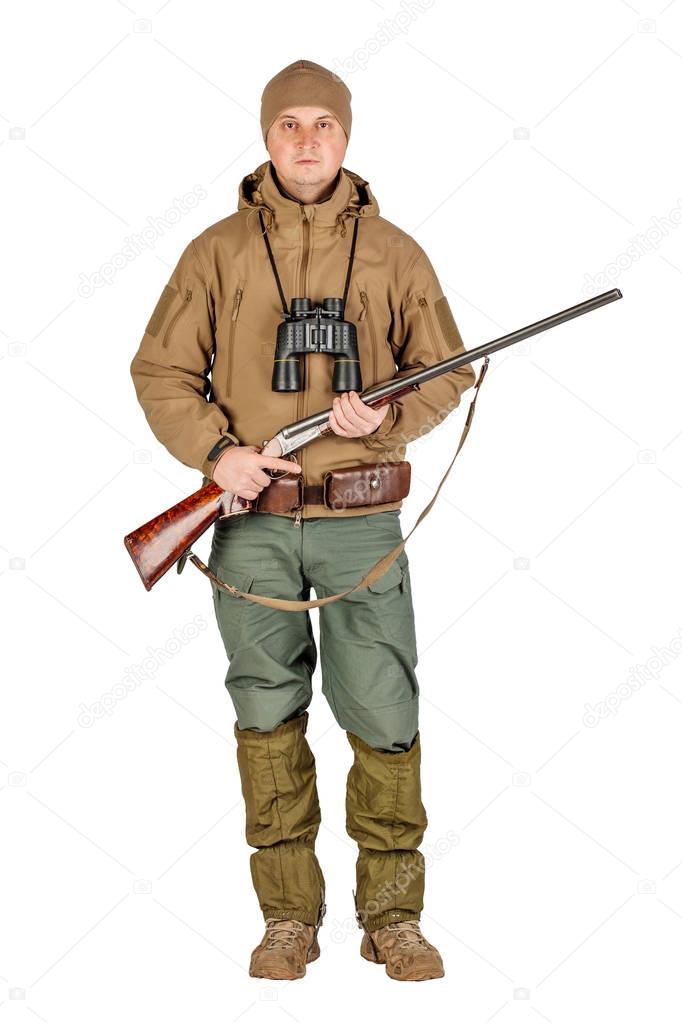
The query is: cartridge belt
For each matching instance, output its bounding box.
[254,460,411,514]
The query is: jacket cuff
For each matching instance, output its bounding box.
[202,435,239,479]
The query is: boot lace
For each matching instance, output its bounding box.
[264,918,306,950]
[385,920,430,950]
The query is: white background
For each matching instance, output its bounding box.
[3,0,682,1018]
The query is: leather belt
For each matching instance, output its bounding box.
[254,477,328,513]
[301,484,325,506]
[254,460,411,514]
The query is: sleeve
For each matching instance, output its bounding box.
[129,239,240,480]
[361,246,477,453]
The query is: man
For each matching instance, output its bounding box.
[130,59,476,982]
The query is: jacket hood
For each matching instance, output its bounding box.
[237,159,379,238]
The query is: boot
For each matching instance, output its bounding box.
[234,712,326,925]
[360,918,444,981]
[249,903,326,980]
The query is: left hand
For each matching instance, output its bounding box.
[328,390,389,438]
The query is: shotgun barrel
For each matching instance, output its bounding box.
[124,289,622,591]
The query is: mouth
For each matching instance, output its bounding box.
[295,159,319,165]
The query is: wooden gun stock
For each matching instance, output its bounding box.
[124,482,238,591]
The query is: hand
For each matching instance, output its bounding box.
[212,445,301,500]
[328,391,389,438]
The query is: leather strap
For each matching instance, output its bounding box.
[302,483,325,506]
[189,356,489,610]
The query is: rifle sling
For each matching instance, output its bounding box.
[188,356,489,611]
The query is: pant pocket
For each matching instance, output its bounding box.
[367,557,417,651]
[211,573,254,658]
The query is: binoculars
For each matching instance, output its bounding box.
[272,297,362,393]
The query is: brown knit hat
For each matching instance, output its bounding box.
[260,60,352,145]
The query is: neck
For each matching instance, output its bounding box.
[271,164,340,205]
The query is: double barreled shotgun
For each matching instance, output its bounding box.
[124,288,622,591]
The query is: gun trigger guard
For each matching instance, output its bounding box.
[266,451,299,480]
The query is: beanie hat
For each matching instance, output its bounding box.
[260,60,352,146]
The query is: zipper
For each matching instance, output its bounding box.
[299,213,311,297]
[416,290,442,361]
[295,210,312,525]
[357,282,377,384]
[226,280,245,398]
[162,288,192,348]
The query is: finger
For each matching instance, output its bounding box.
[350,392,388,430]
[253,469,273,486]
[259,456,302,472]
[242,476,263,493]
[332,396,354,430]
[338,392,366,428]
[241,490,260,500]
[328,408,350,435]
[347,391,375,422]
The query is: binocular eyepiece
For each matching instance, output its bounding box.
[272,297,362,393]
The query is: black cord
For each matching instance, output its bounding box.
[341,216,359,319]
[259,210,289,316]
[258,209,360,318]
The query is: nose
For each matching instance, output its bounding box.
[297,128,319,150]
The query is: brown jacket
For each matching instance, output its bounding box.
[130,160,476,519]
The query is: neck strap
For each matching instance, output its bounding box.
[258,209,359,319]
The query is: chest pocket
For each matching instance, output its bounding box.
[356,281,393,387]
[225,279,246,398]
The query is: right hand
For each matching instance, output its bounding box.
[212,445,301,500]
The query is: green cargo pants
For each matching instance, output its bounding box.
[208,509,428,932]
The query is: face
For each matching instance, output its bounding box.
[266,106,347,194]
